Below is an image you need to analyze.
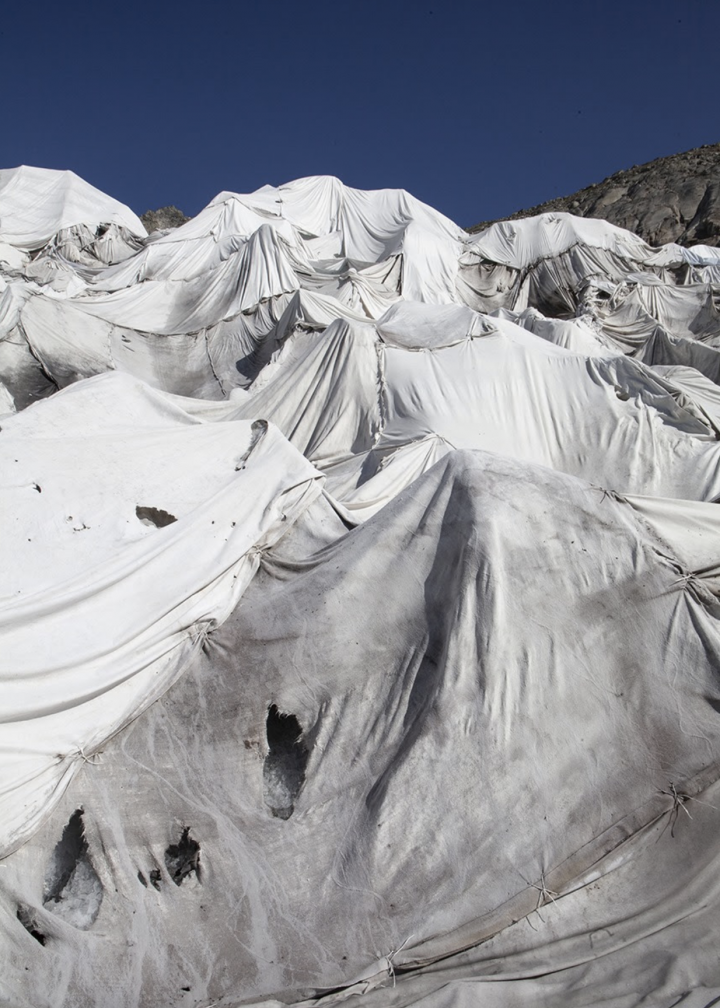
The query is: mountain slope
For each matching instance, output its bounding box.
[468,143,720,246]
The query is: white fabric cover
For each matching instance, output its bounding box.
[376,301,493,349]
[468,212,653,269]
[5,450,720,1008]
[0,373,322,854]
[1,168,720,1008]
[0,166,146,249]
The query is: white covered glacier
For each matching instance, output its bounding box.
[1,167,720,1008]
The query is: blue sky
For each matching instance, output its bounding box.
[2,0,718,227]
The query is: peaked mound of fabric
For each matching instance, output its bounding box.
[1,169,720,1008]
[0,166,146,251]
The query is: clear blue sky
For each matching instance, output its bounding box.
[2,0,718,227]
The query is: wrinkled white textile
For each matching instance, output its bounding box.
[0,373,322,855]
[0,166,146,249]
[376,301,494,349]
[2,168,720,1008]
[468,212,653,268]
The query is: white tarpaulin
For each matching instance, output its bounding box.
[0,166,146,250]
[0,374,323,855]
[1,168,720,1008]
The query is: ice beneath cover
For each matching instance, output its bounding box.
[1,168,720,1008]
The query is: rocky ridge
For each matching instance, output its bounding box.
[140,205,190,233]
[468,143,720,247]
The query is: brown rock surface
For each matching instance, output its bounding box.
[468,143,720,247]
[140,205,190,233]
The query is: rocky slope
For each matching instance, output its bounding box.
[469,143,720,246]
[140,204,190,233]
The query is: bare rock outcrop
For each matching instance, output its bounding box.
[469,143,720,246]
[140,204,190,233]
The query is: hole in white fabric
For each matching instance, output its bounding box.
[263,705,308,820]
[164,828,201,886]
[135,505,177,528]
[16,907,46,945]
[705,694,720,715]
[42,809,103,930]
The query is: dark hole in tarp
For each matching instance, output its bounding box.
[164,828,201,886]
[42,809,103,929]
[263,705,309,820]
[16,907,46,945]
[136,505,177,528]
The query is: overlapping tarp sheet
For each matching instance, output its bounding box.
[1,169,720,1008]
[0,166,146,250]
[5,450,720,1008]
[0,374,322,855]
